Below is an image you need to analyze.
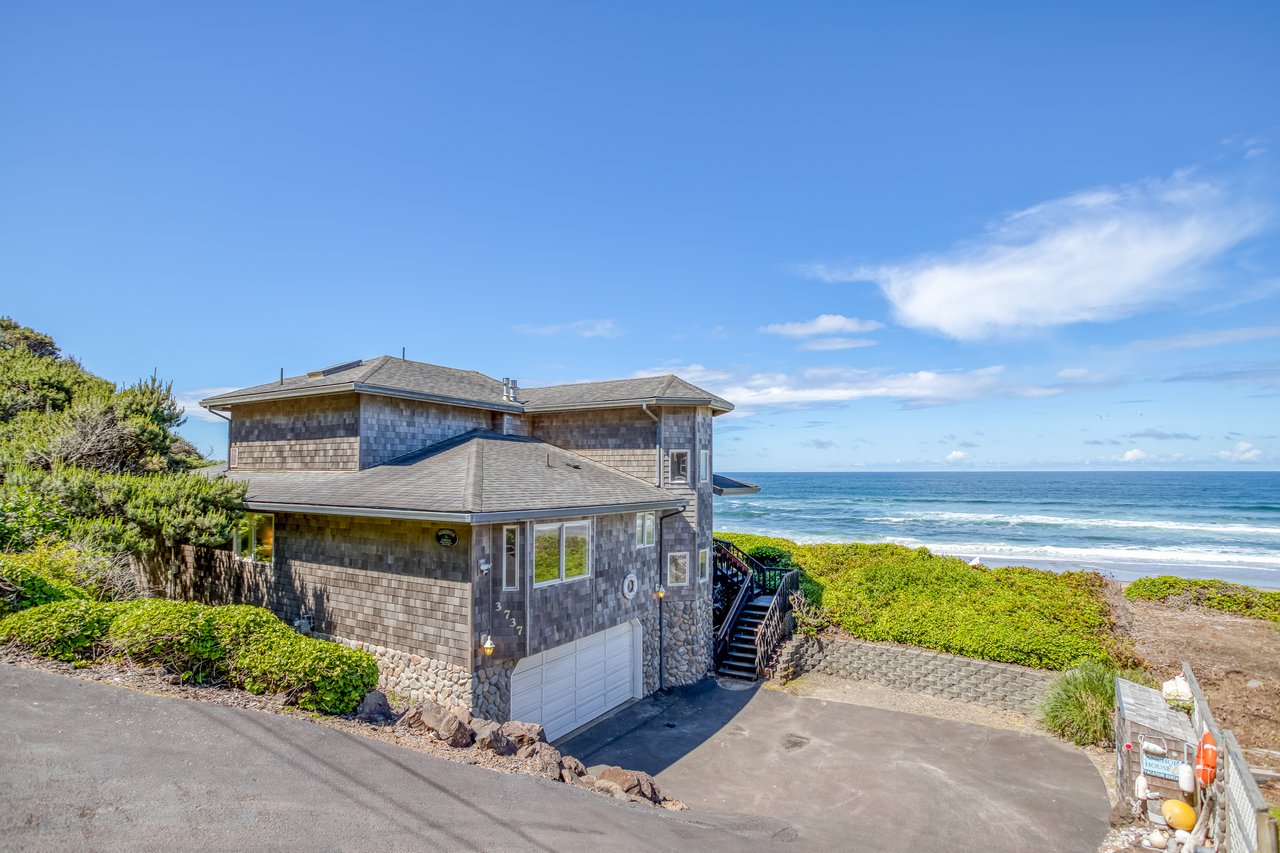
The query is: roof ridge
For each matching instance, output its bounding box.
[356,355,394,384]
[467,439,484,513]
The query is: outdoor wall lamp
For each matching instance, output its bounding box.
[482,634,495,656]
[654,584,666,600]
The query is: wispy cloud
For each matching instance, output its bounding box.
[760,314,883,338]
[1118,448,1150,462]
[1122,325,1280,354]
[630,363,733,385]
[805,171,1267,340]
[719,365,1064,410]
[1085,438,1122,446]
[800,438,839,450]
[515,319,622,338]
[1126,428,1200,441]
[1165,363,1280,390]
[175,388,239,423]
[799,337,878,351]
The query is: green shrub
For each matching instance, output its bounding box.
[1039,660,1153,746]
[231,631,378,714]
[746,544,796,568]
[1125,575,1280,624]
[0,599,134,661]
[108,599,224,681]
[0,555,91,617]
[717,531,1133,671]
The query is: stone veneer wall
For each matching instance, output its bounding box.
[773,635,1056,714]
[229,395,360,471]
[358,394,492,468]
[653,597,714,687]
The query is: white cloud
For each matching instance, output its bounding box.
[944,450,969,463]
[719,364,1063,410]
[1122,325,1280,354]
[1057,368,1090,380]
[1119,448,1150,462]
[175,388,240,423]
[806,172,1266,340]
[760,314,883,337]
[515,319,622,338]
[630,363,733,385]
[1215,441,1264,462]
[799,337,878,351]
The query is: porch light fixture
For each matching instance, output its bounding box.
[482,634,495,656]
[654,584,666,600]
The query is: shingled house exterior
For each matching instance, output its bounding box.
[188,357,734,739]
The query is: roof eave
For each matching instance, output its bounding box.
[523,397,733,414]
[201,383,358,409]
[242,497,688,523]
[201,383,524,414]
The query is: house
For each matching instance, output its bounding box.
[185,356,748,739]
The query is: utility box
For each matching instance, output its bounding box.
[1115,677,1196,804]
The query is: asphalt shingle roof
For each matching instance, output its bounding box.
[201,359,733,414]
[227,429,685,519]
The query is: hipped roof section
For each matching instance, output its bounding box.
[227,429,686,522]
[200,356,733,415]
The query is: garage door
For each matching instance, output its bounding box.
[509,621,637,741]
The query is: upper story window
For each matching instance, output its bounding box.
[698,548,709,582]
[534,520,591,585]
[503,525,520,590]
[635,511,656,548]
[699,449,710,483]
[669,449,689,484]
[233,512,274,564]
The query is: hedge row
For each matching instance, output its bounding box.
[0,598,377,714]
[1125,575,1280,624]
[718,531,1134,671]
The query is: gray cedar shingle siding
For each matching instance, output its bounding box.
[359,394,491,468]
[531,409,660,484]
[229,396,360,471]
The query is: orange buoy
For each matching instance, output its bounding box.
[1195,731,1218,787]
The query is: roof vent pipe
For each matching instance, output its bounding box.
[502,378,518,402]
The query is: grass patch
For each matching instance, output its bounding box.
[1038,660,1154,746]
[1125,575,1280,624]
[717,532,1135,671]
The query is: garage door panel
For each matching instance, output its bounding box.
[509,622,636,741]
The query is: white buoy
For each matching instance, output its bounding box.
[1178,762,1195,793]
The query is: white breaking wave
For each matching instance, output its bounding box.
[926,541,1280,570]
[861,511,1280,537]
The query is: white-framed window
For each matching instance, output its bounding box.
[699,449,710,483]
[635,511,656,548]
[669,449,689,484]
[502,525,520,590]
[698,548,709,582]
[233,512,274,564]
[229,446,239,468]
[667,551,689,586]
[534,520,591,585]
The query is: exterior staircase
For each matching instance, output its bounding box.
[716,596,773,680]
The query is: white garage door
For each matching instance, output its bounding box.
[509,621,638,741]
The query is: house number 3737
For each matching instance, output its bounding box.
[495,601,524,636]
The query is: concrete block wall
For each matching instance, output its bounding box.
[359,394,492,468]
[229,396,360,470]
[775,634,1056,714]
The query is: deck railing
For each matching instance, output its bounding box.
[753,569,799,679]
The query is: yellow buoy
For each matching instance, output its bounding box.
[1161,799,1196,832]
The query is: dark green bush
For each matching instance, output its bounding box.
[231,631,379,714]
[1125,575,1280,624]
[108,599,224,681]
[717,531,1133,671]
[746,544,796,568]
[0,600,134,661]
[0,556,90,617]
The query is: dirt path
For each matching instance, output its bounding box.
[1125,598,1280,805]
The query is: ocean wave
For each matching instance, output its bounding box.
[859,511,1280,537]
[927,542,1280,569]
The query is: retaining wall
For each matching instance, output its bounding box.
[774,634,1055,714]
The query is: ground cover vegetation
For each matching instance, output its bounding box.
[0,318,377,714]
[1125,575,1280,625]
[717,532,1136,671]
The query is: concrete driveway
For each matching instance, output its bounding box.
[0,665,791,853]
[560,678,1110,853]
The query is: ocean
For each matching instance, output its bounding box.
[713,471,1280,588]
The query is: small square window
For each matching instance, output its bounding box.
[668,551,689,586]
[670,450,689,483]
[635,511,655,548]
[698,548,709,582]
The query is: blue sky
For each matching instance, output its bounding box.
[3,2,1278,471]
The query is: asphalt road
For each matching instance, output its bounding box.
[561,678,1111,853]
[0,665,791,853]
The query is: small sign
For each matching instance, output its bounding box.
[435,528,458,548]
[1141,754,1181,781]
